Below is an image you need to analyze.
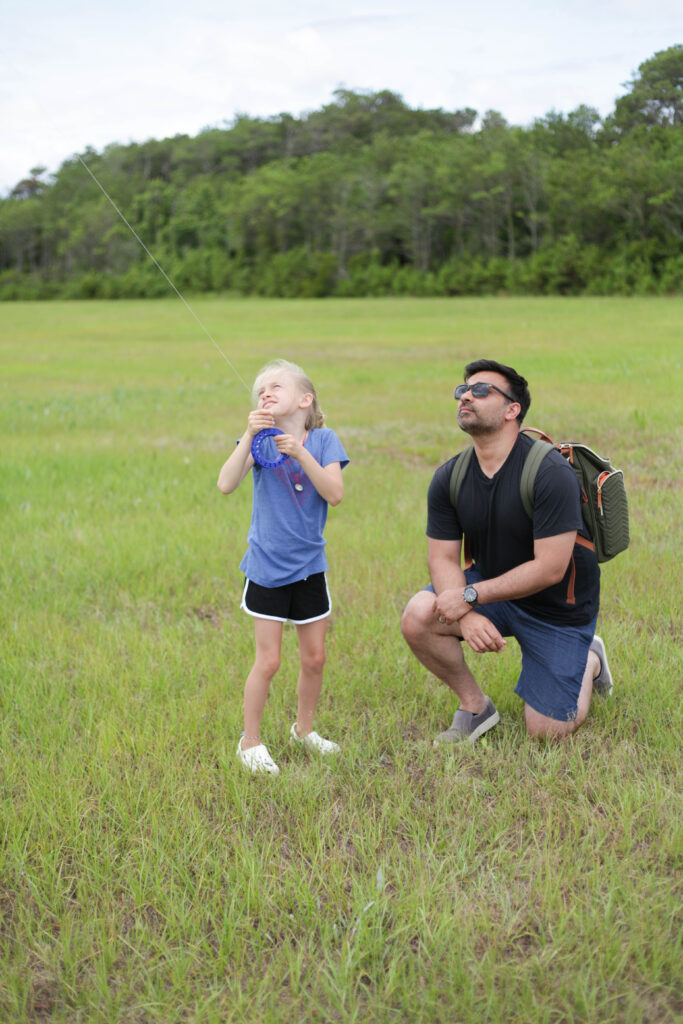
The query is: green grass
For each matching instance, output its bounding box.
[1,296,681,1023]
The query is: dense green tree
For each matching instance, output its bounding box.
[1,64,681,299]
[612,45,683,131]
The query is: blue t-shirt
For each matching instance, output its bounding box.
[239,427,349,587]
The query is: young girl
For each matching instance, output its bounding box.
[217,359,349,775]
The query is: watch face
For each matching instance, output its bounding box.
[464,585,478,604]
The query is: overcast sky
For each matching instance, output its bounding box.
[1,0,679,194]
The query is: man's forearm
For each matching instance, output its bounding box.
[434,532,576,624]
[428,551,558,606]
[473,559,560,606]
[428,556,466,596]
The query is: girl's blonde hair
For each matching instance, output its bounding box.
[252,359,325,430]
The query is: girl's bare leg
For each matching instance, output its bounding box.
[242,617,283,749]
[293,617,328,736]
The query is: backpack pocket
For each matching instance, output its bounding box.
[591,468,630,561]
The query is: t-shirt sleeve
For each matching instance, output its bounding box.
[532,453,584,540]
[320,428,349,470]
[426,459,462,540]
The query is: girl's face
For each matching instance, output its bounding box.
[255,371,310,419]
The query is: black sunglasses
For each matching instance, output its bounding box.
[454,381,516,402]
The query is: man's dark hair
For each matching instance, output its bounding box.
[464,358,531,423]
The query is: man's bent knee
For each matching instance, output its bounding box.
[524,703,583,739]
[401,592,432,644]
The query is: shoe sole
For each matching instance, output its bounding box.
[469,709,500,742]
[237,760,280,775]
[289,737,340,755]
[591,635,613,696]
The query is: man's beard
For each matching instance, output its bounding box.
[458,410,496,436]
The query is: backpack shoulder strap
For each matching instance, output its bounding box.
[520,439,554,519]
[522,425,554,443]
[449,446,474,508]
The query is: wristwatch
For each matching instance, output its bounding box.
[463,584,479,610]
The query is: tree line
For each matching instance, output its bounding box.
[1,45,682,300]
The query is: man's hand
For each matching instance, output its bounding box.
[458,611,506,653]
[433,587,471,624]
[432,590,506,652]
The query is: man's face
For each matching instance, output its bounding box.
[456,371,517,436]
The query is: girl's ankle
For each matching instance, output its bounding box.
[241,732,261,750]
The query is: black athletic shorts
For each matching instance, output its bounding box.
[241,572,331,623]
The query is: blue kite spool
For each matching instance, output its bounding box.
[251,427,289,468]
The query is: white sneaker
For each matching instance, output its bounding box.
[236,736,280,775]
[290,722,340,755]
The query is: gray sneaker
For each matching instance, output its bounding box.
[433,697,500,746]
[590,635,613,696]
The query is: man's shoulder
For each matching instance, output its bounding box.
[532,442,578,482]
[518,433,574,478]
[431,451,463,486]
[439,448,469,474]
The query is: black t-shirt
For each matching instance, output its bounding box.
[426,432,600,626]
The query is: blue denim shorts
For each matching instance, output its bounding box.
[427,570,597,722]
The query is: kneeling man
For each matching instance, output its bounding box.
[401,358,612,742]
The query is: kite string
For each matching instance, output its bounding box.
[77,155,251,395]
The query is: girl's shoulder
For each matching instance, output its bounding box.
[308,426,338,442]
[308,426,349,466]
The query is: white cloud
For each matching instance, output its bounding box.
[0,0,679,191]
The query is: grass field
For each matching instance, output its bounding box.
[1,296,681,1023]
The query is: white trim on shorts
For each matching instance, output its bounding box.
[240,576,332,624]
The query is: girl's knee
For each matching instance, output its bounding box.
[255,652,281,679]
[301,647,326,674]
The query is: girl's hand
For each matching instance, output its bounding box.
[273,433,304,460]
[247,409,275,437]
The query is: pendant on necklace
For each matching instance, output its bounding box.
[294,483,304,492]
